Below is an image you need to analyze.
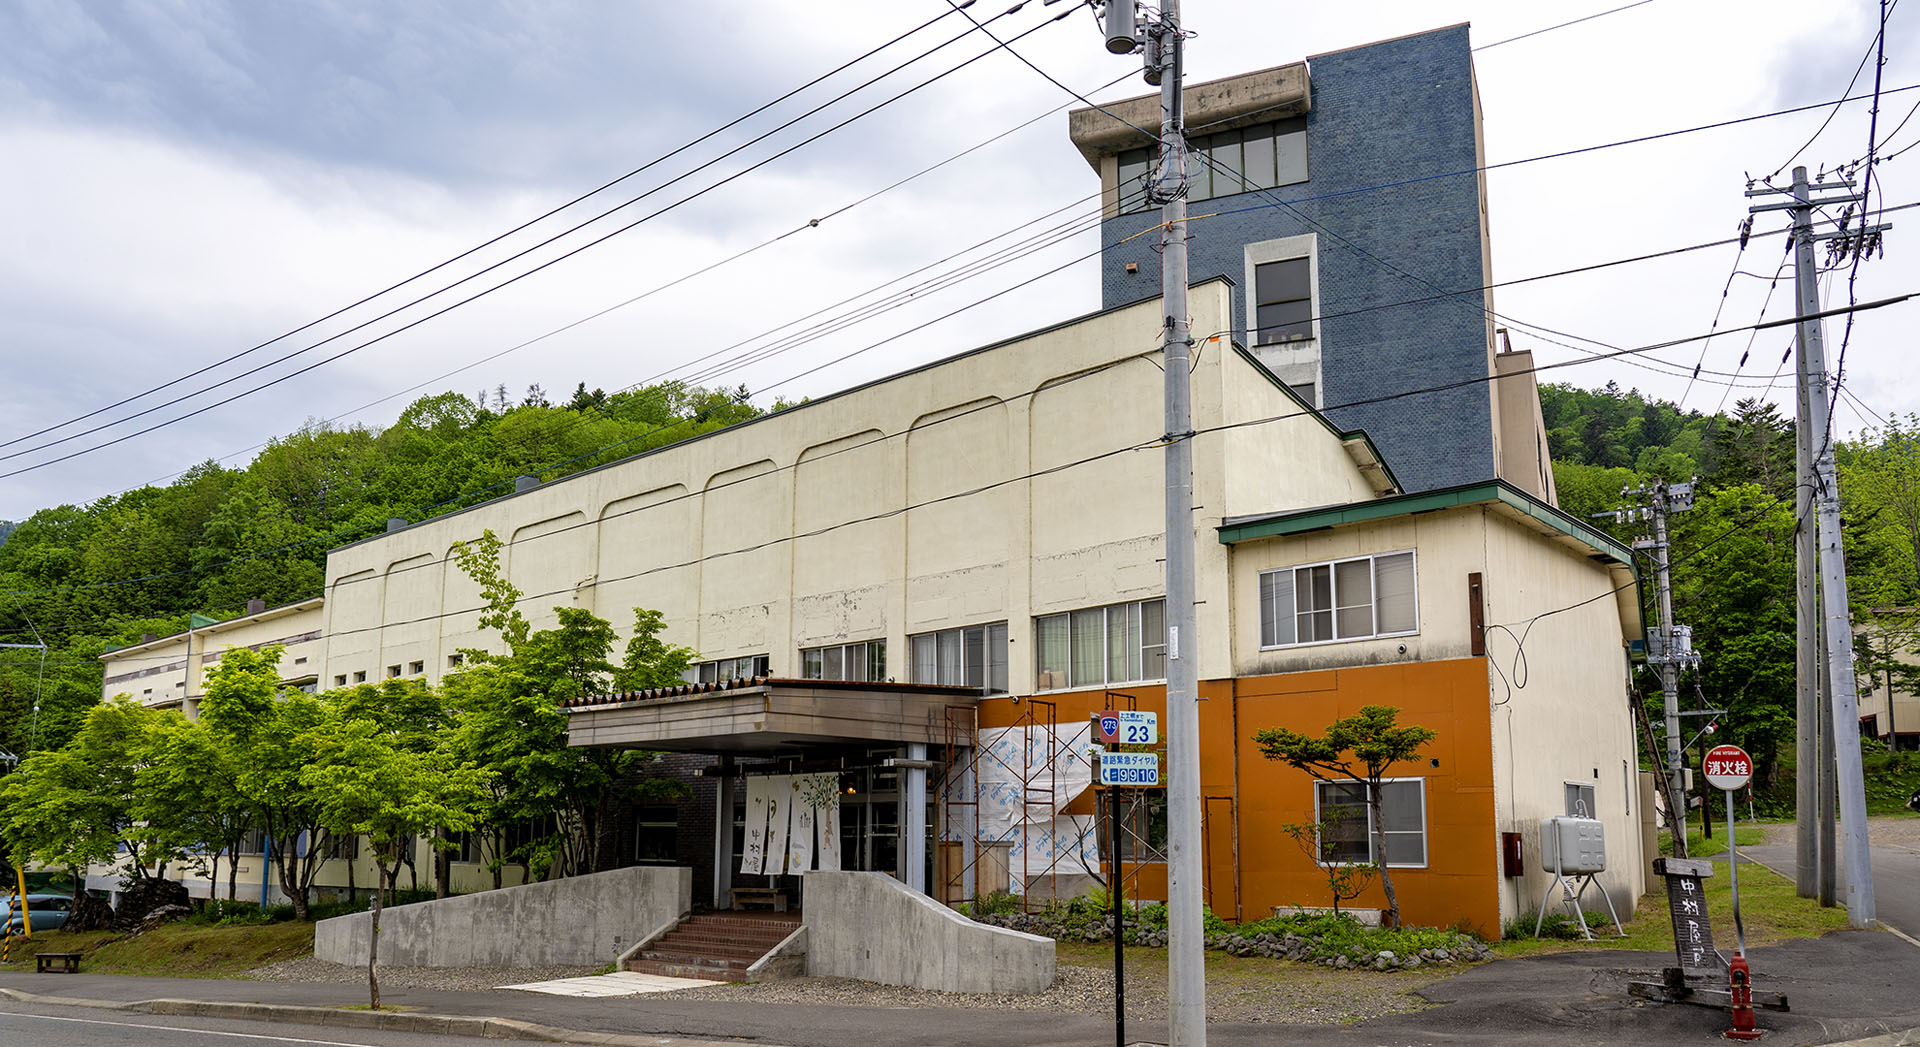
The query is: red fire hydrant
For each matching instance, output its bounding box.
[1726,954,1763,1040]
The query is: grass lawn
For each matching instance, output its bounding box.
[0,920,312,978]
[1493,853,1849,958]
[1672,821,1768,858]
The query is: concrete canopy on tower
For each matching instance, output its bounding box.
[564,677,980,754]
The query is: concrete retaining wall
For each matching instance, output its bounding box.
[314,866,690,967]
[803,871,1054,993]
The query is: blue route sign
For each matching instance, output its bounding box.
[1099,751,1161,787]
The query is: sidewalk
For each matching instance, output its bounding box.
[2,930,1917,1047]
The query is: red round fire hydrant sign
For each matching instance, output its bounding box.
[1703,744,1754,791]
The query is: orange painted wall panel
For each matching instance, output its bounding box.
[974,657,1501,936]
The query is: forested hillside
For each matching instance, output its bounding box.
[0,382,766,758]
[3,378,1915,800]
[1542,382,1920,794]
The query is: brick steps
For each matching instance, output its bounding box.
[624,910,802,983]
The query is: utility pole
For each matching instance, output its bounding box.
[1101,1,1204,1042]
[1748,166,1883,927]
[1609,483,1698,855]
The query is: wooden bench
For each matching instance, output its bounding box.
[35,952,80,974]
[729,887,789,912]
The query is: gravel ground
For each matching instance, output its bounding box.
[1868,814,1920,848]
[644,962,1448,1024]
[1763,814,1920,849]
[248,956,604,991]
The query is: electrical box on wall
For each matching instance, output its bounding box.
[1539,816,1607,875]
[1502,831,1524,877]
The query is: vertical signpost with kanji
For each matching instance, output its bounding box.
[1704,743,1763,1040]
[1094,710,1159,1047]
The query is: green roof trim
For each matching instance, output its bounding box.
[1216,479,1636,565]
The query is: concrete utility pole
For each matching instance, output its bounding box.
[1650,486,1688,856]
[1103,0,1204,1041]
[1610,484,1697,855]
[1792,304,1821,898]
[1749,166,1883,927]
[1153,5,1205,1043]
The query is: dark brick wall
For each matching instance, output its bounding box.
[1099,25,1496,492]
[660,752,719,909]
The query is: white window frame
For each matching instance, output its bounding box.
[1244,233,1321,404]
[1312,777,1427,869]
[800,640,886,683]
[684,654,770,684]
[1033,598,1167,692]
[1258,548,1419,650]
[910,622,1010,694]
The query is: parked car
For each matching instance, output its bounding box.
[3,893,73,935]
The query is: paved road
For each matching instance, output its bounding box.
[1735,817,1920,938]
[4,930,1918,1046]
[0,1002,502,1047]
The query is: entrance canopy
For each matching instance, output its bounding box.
[564,677,980,754]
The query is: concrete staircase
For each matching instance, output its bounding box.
[623,910,802,982]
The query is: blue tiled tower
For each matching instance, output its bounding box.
[1071,25,1534,496]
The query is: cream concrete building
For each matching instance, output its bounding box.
[94,28,1648,930]
[99,280,1644,929]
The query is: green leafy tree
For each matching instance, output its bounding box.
[448,530,692,879]
[199,646,333,919]
[1253,706,1436,928]
[129,715,253,901]
[0,697,177,902]
[303,690,489,1011]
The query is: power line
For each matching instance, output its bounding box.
[0,4,981,454]
[0,4,1086,482]
[60,291,1920,664]
[112,74,1135,498]
[1767,0,1897,180]
[1472,0,1659,52]
[6,198,1899,606]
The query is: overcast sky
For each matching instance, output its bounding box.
[0,0,1909,520]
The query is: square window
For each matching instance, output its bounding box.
[409,660,425,675]
[386,665,402,679]
[799,642,883,683]
[909,623,1009,694]
[1314,779,1426,867]
[1035,600,1166,690]
[352,671,367,684]
[1254,258,1313,345]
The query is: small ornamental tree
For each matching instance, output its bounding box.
[1253,705,1435,928]
[1278,806,1377,917]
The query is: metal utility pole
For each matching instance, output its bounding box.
[1749,166,1883,927]
[1609,483,1698,855]
[1102,0,1204,1041]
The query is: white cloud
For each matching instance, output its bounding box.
[0,0,1913,519]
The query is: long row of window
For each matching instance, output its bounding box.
[679,550,1420,690]
[1117,118,1309,217]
